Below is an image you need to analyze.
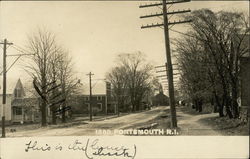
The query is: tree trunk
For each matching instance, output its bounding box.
[61,102,66,123]
[214,93,224,117]
[136,101,140,111]
[117,95,120,117]
[41,74,47,126]
[51,112,57,125]
[51,89,57,125]
[225,96,233,119]
[41,98,47,126]
[51,101,57,124]
[195,99,199,111]
[218,106,224,117]
[213,104,218,113]
[211,97,218,113]
[231,84,239,118]
[198,99,203,112]
[131,101,136,112]
[191,99,195,109]
[61,85,66,123]
[130,89,135,112]
[192,103,195,109]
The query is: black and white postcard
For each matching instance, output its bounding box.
[0,0,249,159]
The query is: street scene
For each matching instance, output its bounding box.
[0,1,249,138]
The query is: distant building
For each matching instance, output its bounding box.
[152,91,169,106]
[240,57,250,107]
[239,34,250,120]
[70,81,117,115]
[70,94,107,115]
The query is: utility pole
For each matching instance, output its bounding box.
[105,81,111,117]
[0,39,13,137]
[140,0,191,128]
[87,72,94,121]
[0,39,33,137]
[105,82,108,116]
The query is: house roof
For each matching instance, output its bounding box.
[80,80,107,95]
[0,77,36,97]
[0,77,107,97]
[0,77,20,94]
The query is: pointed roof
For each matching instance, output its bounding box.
[14,78,26,96]
[15,78,22,88]
[81,80,106,95]
[0,78,25,95]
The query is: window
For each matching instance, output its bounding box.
[13,107,22,115]
[14,89,22,98]
[97,96,102,101]
[85,103,90,110]
[97,103,102,110]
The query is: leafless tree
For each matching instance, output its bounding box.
[177,9,249,118]
[106,66,128,115]
[47,48,62,124]
[24,29,79,126]
[24,29,59,126]
[106,52,156,112]
[56,51,80,123]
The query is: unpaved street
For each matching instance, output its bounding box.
[6,106,223,137]
[7,106,167,137]
[177,111,221,135]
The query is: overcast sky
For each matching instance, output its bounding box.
[0,1,249,89]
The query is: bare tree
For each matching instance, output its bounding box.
[106,66,128,115]
[25,29,79,125]
[106,52,155,112]
[57,51,80,123]
[25,29,59,126]
[177,9,249,118]
[47,48,62,124]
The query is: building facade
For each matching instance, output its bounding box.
[70,81,117,115]
[239,56,250,121]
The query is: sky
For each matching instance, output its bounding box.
[0,0,249,91]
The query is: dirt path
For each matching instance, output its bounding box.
[177,110,222,135]
[7,106,167,137]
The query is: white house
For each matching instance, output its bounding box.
[0,79,39,124]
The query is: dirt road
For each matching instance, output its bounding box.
[6,106,223,137]
[177,110,222,135]
[7,106,167,137]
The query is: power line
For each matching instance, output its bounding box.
[170,29,196,38]
[91,78,105,89]
[139,0,191,8]
[11,45,33,55]
[5,56,22,73]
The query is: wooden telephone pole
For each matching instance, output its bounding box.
[140,0,191,128]
[0,39,33,137]
[0,39,13,138]
[87,72,94,121]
